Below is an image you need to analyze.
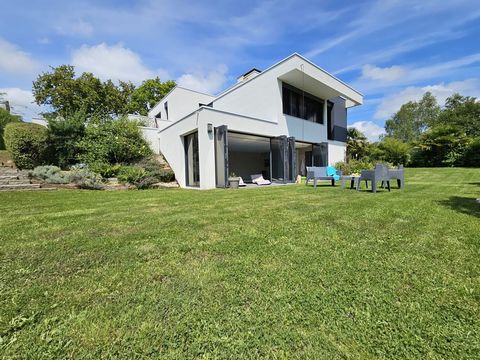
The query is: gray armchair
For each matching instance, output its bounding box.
[356,164,391,193]
[387,165,405,189]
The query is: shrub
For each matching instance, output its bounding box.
[47,112,86,168]
[68,168,104,190]
[117,166,147,185]
[77,117,152,166]
[4,122,49,169]
[135,156,175,182]
[30,165,69,184]
[0,108,21,150]
[460,138,480,167]
[156,169,175,182]
[335,159,375,175]
[136,176,159,190]
[89,163,122,178]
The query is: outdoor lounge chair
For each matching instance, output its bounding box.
[306,166,342,187]
[238,177,247,187]
[251,174,271,185]
[356,164,391,193]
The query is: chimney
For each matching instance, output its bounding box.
[237,68,262,83]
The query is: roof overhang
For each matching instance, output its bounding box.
[278,68,362,108]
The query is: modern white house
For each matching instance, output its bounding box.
[140,53,363,189]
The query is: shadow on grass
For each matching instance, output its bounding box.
[439,196,480,218]
[468,182,480,187]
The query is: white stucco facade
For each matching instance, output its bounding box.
[139,53,363,189]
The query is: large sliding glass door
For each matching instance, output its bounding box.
[214,125,229,188]
[271,136,296,183]
[184,132,200,187]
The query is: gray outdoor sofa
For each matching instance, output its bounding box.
[306,166,342,187]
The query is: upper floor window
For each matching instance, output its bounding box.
[282,83,324,124]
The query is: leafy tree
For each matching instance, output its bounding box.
[377,137,411,166]
[385,92,440,142]
[410,125,470,167]
[32,65,135,118]
[0,108,21,149]
[437,93,480,137]
[127,78,176,116]
[346,127,369,160]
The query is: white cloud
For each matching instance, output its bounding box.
[57,19,94,37]
[349,121,385,142]
[0,38,39,75]
[0,88,43,120]
[71,43,168,83]
[374,78,480,119]
[362,64,407,82]
[177,65,228,94]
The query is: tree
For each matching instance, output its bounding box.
[377,137,411,165]
[437,93,480,137]
[127,78,176,116]
[385,92,440,142]
[410,125,470,167]
[346,127,369,160]
[32,65,135,118]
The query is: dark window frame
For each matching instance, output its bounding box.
[282,82,325,124]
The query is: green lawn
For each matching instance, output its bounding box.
[1,168,479,358]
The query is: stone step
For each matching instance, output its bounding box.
[0,179,34,185]
[0,183,42,191]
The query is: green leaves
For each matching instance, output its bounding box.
[32,66,175,119]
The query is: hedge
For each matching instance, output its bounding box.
[4,122,49,169]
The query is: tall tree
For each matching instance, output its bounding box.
[385,92,440,142]
[127,78,176,116]
[437,93,480,137]
[346,127,369,160]
[32,65,135,118]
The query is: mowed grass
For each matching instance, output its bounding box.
[1,168,479,359]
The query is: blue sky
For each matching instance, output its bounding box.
[1,0,479,140]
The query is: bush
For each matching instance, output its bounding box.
[4,122,49,169]
[30,165,69,184]
[460,138,480,167]
[47,112,86,168]
[0,108,21,150]
[89,163,122,178]
[135,156,175,182]
[335,159,375,175]
[68,168,104,190]
[117,166,147,185]
[136,176,159,190]
[77,117,152,166]
[156,169,175,182]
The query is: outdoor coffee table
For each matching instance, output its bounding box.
[340,175,362,189]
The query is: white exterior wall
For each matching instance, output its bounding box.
[148,87,215,121]
[328,141,346,165]
[140,127,160,154]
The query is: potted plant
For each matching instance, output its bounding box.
[228,172,240,189]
